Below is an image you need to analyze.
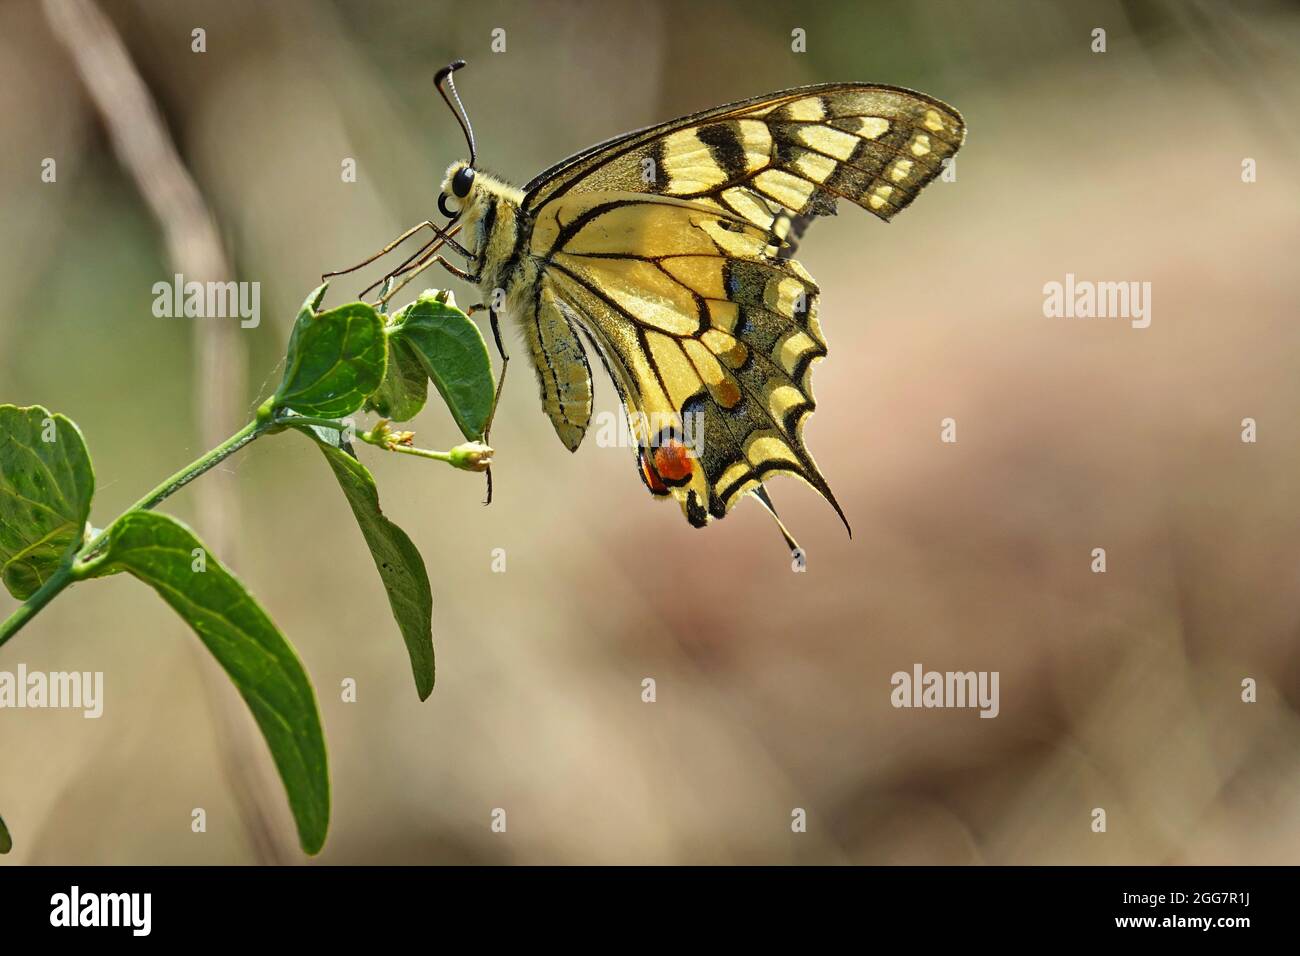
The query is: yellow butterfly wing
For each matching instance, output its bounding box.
[519,83,964,530]
[523,82,964,225]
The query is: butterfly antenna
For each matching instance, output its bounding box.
[434,59,476,165]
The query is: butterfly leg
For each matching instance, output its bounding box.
[377,251,479,308]
[331,219,473,296]
[466,302,510,506]
[431,256,479,283]
[329,219,472,300]
[466,302,511,433]
[484,306,510,438]
[322,220,439,282]
[361,235,448,298]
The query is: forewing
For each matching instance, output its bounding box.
[523,82,964,235]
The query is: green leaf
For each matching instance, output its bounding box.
[283,283,330,373]
[365,333,429,422]
[391,292,494,439]
[0,405,94,600]
[273,286,386,419]
[0,811,11,854]
[79,511,330,854]
[305,429,435,700]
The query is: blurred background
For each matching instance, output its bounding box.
[2,0,1299,864]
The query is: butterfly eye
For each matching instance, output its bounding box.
[452,165,476,198]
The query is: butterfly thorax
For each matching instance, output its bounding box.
[442,165,534,307]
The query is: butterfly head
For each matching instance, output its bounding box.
[438,160,477,218]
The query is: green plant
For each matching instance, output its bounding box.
[0,283,495,856]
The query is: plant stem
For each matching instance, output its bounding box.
[79,418,271,563]
[0,418,271,646]
[0,562,74,649]
[127,418,268,515]
[374,442,453,464]
[281,415,455,464]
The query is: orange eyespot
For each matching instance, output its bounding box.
[653,440,694,483]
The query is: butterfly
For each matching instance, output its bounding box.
[373,61,963,545]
